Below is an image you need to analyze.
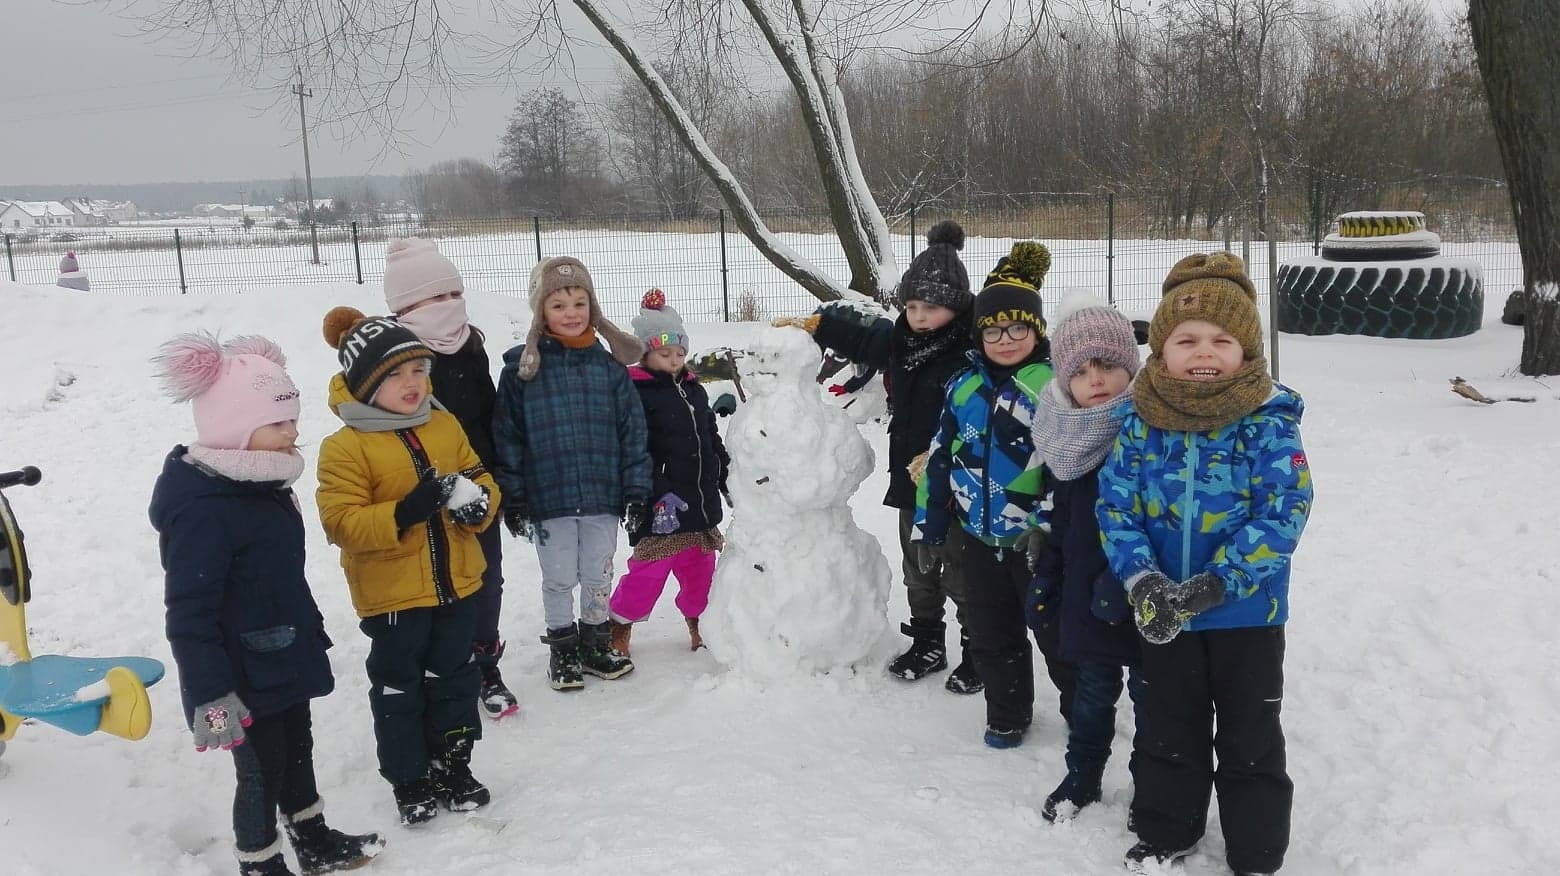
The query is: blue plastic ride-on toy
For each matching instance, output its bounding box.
[0,466,165,758]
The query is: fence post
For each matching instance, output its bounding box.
[3,234,14,282]
[1268,235,1280,382]
[909,203,918,261]
[174,229,188,294]
[1311,180,1322,256]
[351,222,364,284]
[1105,193,1116,306]
[719,209,730,322]
[533,217,543,262]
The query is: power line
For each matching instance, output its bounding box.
[6,90,271,124]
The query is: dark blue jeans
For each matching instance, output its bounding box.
[1065,659,1144,779]
[230,701,320,853]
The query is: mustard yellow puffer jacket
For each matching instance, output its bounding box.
[317,373,501,618]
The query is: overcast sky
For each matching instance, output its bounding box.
[3,2,631,186]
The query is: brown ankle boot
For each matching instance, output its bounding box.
[686,617,704,651]
[610,621,633,657]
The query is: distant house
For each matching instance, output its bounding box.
[0,200,75,231]
[63,198,138,224]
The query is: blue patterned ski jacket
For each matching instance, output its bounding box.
[1096,385,1313,632]
[914,351,1053,548]
[491,336,652,522]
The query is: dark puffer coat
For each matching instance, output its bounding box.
[1034,463,1140,667]
[428,329,499,470]
[884,314,973,509]
[149,447,335,723]
[627,365,730,541]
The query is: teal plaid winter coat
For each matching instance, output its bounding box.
[1096,385,1313,632]
[491,336,652,522]
[913,351,1054,548]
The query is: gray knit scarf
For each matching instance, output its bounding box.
[1032,379,1132,482]
[336,396,443,432]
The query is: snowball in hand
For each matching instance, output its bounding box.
[446,475,482,509]
[703,326,892,681]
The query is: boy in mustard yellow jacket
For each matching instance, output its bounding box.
[316,307,501,827]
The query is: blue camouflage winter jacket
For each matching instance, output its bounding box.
[1096,386,1313,632]
[914,351,1054,547]
[491,336,652,522]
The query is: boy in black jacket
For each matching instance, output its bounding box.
[794,220,981,692]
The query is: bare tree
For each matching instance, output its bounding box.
[1469,0,1560,375]
[407,159,505,220]
[498,88,606,217]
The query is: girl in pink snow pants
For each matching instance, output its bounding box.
[609,289,731,656]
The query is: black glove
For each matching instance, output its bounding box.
[622,499,648,535]
[1176,571,1226,616]
[503,504,533,541]
[1128,571,1182,645]
[913,541,944,576]
[394,470,452,531]
[1013,526,1049,573]
[712,393,738,417]
[447,482,491,526]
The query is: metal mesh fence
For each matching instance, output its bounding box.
[3,186,1521,324]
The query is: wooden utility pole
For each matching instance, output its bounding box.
[292,74,321,266]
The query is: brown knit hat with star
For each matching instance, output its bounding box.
[1149,252,1262,359]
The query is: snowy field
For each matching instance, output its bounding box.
[1,273,1557,875]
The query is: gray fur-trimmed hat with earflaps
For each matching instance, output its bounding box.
[515,256,644,381]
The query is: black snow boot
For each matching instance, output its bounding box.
[282,801,385,875]
[1041,771,1103,824]
[944,632,983,694]
[579,620,635,680]
[541,624,585,691]
[887,620,948,680]
[391,776,439,826]
[431,727,490,812]
[473,640,519,720]
[237,839,295,876]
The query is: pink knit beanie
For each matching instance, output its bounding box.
[152,333,302,450]
[1049,290,1142,384]
[383,237,463,313]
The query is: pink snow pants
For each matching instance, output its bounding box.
[609,545,716,623]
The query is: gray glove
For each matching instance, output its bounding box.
[1176,571,1227,617]
[192,692,253,752]
[914,542,944,576]
[1013,527,1049,573]
[1128,572,1182,645]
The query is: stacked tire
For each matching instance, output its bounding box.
[1278,210,1483,339]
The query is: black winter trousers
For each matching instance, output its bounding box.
[960,538,1076,733]
[1131,625,1291,874]
[470,521,506,646]
[359,596,482,785]
[230,701,320,853]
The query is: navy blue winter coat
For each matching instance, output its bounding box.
[491,336,652,522]
[1033,463,1140,667]
[149,447,335,723]
[428,330,499,470]
[627,364,730,542]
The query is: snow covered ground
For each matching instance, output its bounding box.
[1,275,1556,875]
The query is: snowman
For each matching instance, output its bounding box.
[702,326,892,681]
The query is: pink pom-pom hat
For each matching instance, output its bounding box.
[152,332,302,450]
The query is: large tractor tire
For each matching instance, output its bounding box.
[1277,257,1484,339]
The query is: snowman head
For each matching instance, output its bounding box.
[745,326,821,398]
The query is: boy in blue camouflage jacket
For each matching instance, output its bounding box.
[491,256,653,692]
[1097,252,1313,876]
[913,242,1077,750]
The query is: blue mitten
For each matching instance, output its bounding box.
[1089,570,1131,625]
[651,493,689,535]
[1025,572,1059,634]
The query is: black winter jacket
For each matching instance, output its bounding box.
[627,365,730,542]
[149,448,335,723]
[885,315,974,509]
[429,331,499,470]
[1035,464,1141,667]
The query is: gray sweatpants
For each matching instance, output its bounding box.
[898,508,969,626]
[535,515,619,630]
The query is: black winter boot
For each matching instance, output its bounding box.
[1041,771,1103,823]
[282,800,385,874]
[944,632,983,694]
[888,620,948,680]
[237,839,294,876]
[473,640,518,719]
[541,624,585,691]
[431,727,490,811]
[391,776,439,826]
[579,620,635,680]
